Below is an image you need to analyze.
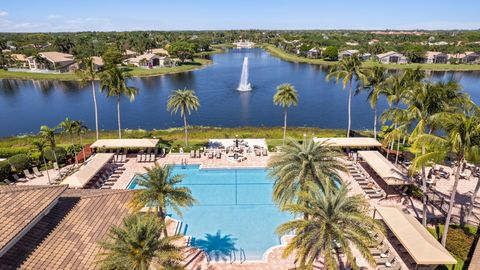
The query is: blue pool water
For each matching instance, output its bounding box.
[127,165,291,261]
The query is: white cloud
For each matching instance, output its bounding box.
[0,10,8,17]
[46,14,61,19]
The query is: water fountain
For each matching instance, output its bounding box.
[237,57,252,91]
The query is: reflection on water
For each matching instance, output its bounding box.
[1,48,480,137]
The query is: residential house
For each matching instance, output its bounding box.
[10,54,28,68]
[368,39,380,45]
[0,185,135,269]
[425,51,448,64]
[376,51,408,64]
[448,52,480,64]
[125,53,171,68]
[123,49,138,58]
[26,52,76,72]
[338,49,359,60]
[91,56,104,71]
[361,53,372,61]
[307,48,320,58]
[149,48,170,56]
[345,41,359,46]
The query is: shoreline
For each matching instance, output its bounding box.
[262,44,480,72]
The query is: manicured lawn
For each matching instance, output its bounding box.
[262,44,480,71]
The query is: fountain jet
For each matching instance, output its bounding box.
[237,57,252,91]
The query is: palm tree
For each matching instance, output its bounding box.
[58,117,78,165]
[412,110,480,246]
[326,55,367,137]
[268,138,345,215]
[277,184,384,269]
[167,89,200,146]
[97,213,184,270]
[130,164,196,236]
[39,125,58,166]
[357,66,388,139]
[76,57,100,140]
[100,67,138,139]
[273,83,299,146]
[73,120,88,163]
[32,140,51,184]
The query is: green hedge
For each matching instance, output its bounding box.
[0,161,12,180]
[0,147,30,158]
[8,154,30,172]
[44,147,67,164]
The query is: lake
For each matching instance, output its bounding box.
[1,48,480,137]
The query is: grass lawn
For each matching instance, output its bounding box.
[0,126,362,157]
[262,44,480,71]
[0,58,212,81]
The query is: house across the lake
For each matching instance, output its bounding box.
[376,51,408,64]
[125,53,172,68]
[91,56,104,71]
[338,49,359,60]
[425,51,448,64]
[307,48,321,58]
[26,52,76,72]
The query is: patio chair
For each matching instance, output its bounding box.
[208,152,214,159]
[13,174,27,182]
[136,154,140,162]
[195,150,200,158]
[4,179,13,185]
[216,152,222,159]
[32,167,43,177]
[375,253,395,265]
[378,262,401,270]
[262,148,268,156]
[23,169,35,179]
[53,162,60,171]
[190,150,195,158]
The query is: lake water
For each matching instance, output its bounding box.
[1,48,480,137]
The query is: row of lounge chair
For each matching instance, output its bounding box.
[348,163,385,199]
[85,164,126,189]
[207,151,222,159]
[254,148,268,157]
[113,154,127,163]
[190,150,202,158]
[136,154,156,163]
[10,162,66,183]
[368,233,402,270]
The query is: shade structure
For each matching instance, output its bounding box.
[62,153,114,188]
[208,138,267,149]
[358,150,410,185]
[313,137,382,148]
[90,139,159,149]
[375,205,457,265]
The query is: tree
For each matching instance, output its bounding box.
[167,89,200,146]
[167,41,195,63]
[102,46,123,68]
[277,184,383,269]
[76,57,100,140]
[268,138,345,215]
[130,164,196,237]
[100,67,138,139]
[39,125,59,165]
[322,46,338,61]
[357,66,388,139]
[273,83,299,145]
[73,120,88,163]
[97,213,184,270]
[8,154,30,172]
[326,55,367,137]
[32,140,51,184]
[412,110,480,246]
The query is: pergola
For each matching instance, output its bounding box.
[374,205,457,268]
[90,139,159,149]
[358,150,410,186]
[313,137,382,148]
[62,153,114,188]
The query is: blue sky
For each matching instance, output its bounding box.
[0,0,479,32]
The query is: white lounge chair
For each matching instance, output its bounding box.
[33,167,43,177]
[23,169,35,179]
[13,174,27,182]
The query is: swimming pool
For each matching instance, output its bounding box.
[127,165,292,261]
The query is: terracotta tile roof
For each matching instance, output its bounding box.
[0,189,135,270]
[0,185,67,255]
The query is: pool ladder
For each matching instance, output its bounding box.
[181,158,188,169]
[229,248,246,264]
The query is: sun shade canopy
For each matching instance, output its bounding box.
[62,153,114,188]
[313,137,382,148]
[90,139,159,149]
[375,205,457,265]
[358,150,410,185]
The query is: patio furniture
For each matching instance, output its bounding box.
[375,253,395,265]
[190,150,195,158]
[208,152,214,159]
[195,150,200,158]
[23,169,35,179]
[262,148,268,156]
[33,167,43,177]
[216,152,222,159]
[53,162,60,171]
[13,174,27,182]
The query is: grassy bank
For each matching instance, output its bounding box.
[0,58,212,81]
[0,126,360,157]
[262,44,480,71]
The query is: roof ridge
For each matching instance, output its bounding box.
[0,185,67,194]
[75,189,136,199]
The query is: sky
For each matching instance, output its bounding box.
[0,0,479,32]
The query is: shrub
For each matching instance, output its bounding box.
[0,161,12,180]
[65,144,83,157]
[44,147,67,164]
[8,154,30,172]
[445,226,475,261]
[0,147,30,158]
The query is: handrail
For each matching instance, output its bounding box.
[240,248,246,263]
[229,250,236,264]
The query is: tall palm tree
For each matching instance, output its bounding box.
[39,125,58,166]
[73,120,88,163]
[167,89,200,146]
[357,66,388,139]
[100,67,138,139]
[32,139,51,184]
[268,138,345,215]
[277,184,384,269]
[412,110,480,246]
[273,83,299,146]
[130,164,196,236]
[76,57,100,140]
[97,213,184,270]
[58,117,78,165]
[326,55,367,137]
